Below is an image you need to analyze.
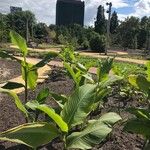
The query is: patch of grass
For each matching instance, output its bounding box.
[78,56,145,76]
[38,43,64,49]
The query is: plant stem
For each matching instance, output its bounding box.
[24,56,28,123]
[24,56,28,104]
[144,139,150,150]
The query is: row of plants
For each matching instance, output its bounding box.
[0,31,149,149]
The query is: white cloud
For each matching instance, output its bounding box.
[133,0,150,17]
[0,0,149,26]
[84,0,129,25]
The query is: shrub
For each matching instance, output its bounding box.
[58,34,68,45]
[90,34,106,53]
[81,39,89,50]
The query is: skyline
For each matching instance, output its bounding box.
[0,0,150,26]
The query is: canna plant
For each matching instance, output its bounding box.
[0,30,58,122]
[0,31,121,149]
[123,61,150,150]
[128,61,150,107]
[59,46,94,88]
[24,83,122,149]
[124,108,150,150]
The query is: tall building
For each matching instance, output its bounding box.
[10,6,22,13]
[56,0,84,26]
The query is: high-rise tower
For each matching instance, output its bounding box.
[56,0,84,26]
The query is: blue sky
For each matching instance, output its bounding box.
[0,0,150,26]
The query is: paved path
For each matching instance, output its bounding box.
[10,45,147,65]
[1,57,51,93]
[80,52,147,65]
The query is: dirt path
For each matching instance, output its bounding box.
[0,57,51,93]
[10,45,147,65]
[80,52,147,65]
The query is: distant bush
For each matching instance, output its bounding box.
[58,34,68,45]
[90,34,106,52]
[81,39,89,50]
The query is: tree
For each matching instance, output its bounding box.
[117,16,139,49]
[95,5,106,35]
[137,16,150,49]
[0,13,9,43]
[89,33,106,52]
[6,11,36,40]
[34,23,48,41]
[110,11,119,34]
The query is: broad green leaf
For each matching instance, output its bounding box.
[82,74,94,83]
[2,82,24,90]
[34,52,58,68]
[26,102,68,132]
[128,75,138,87]
[0,123,59,149]
[127,108,150,121]
[61,84,97,128]
[0,51,21,63]
[0,88,28,117]
[94,88,108,103]
[124,119,150,139]
[146,61,150,81]
[77,62,87,72]
[63,62,77,85]
[22,62,38,90]
[97,58,113,82]
[10,31,28,56]
[49,91,67,109]
[37,88,49,104]
[67,112,121,149]
[100,75,122,88]
[129,75,150,94]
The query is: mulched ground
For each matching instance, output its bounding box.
[0,59,21,83]
[0,64,146,150]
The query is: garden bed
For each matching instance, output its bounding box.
[0,59,21,83]
[0,67,145,150]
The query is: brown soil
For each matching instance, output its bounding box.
[0,67,146,150]
[0,59,21,83]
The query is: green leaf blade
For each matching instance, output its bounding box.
[10,31,28,56]
[2,82,25,90]
[67,112,121,149]
[0,88,28,117]
[37,88,49,104]
[26,102,68,132]
[0,123,59,149]
[61,84,97,128]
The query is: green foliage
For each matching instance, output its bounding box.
[10,30,28,56]
[90,34,106,53]
[110,11,119,34]
[124,108,150,149]
[26,102,68,132]
[97,58,114,81]
[81,39,89,50]
[128,61,150,99]
[117,16,139,49]
[61,84,97,128]
[0,123,59,149]
[36,88,49,104]
[0,88,28,117]
[0,31,121,149]
[6,11,36,40]
[124,61,150,149]
[1,82,25,90]
[67,112,121,149]
[95,5,106,35]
